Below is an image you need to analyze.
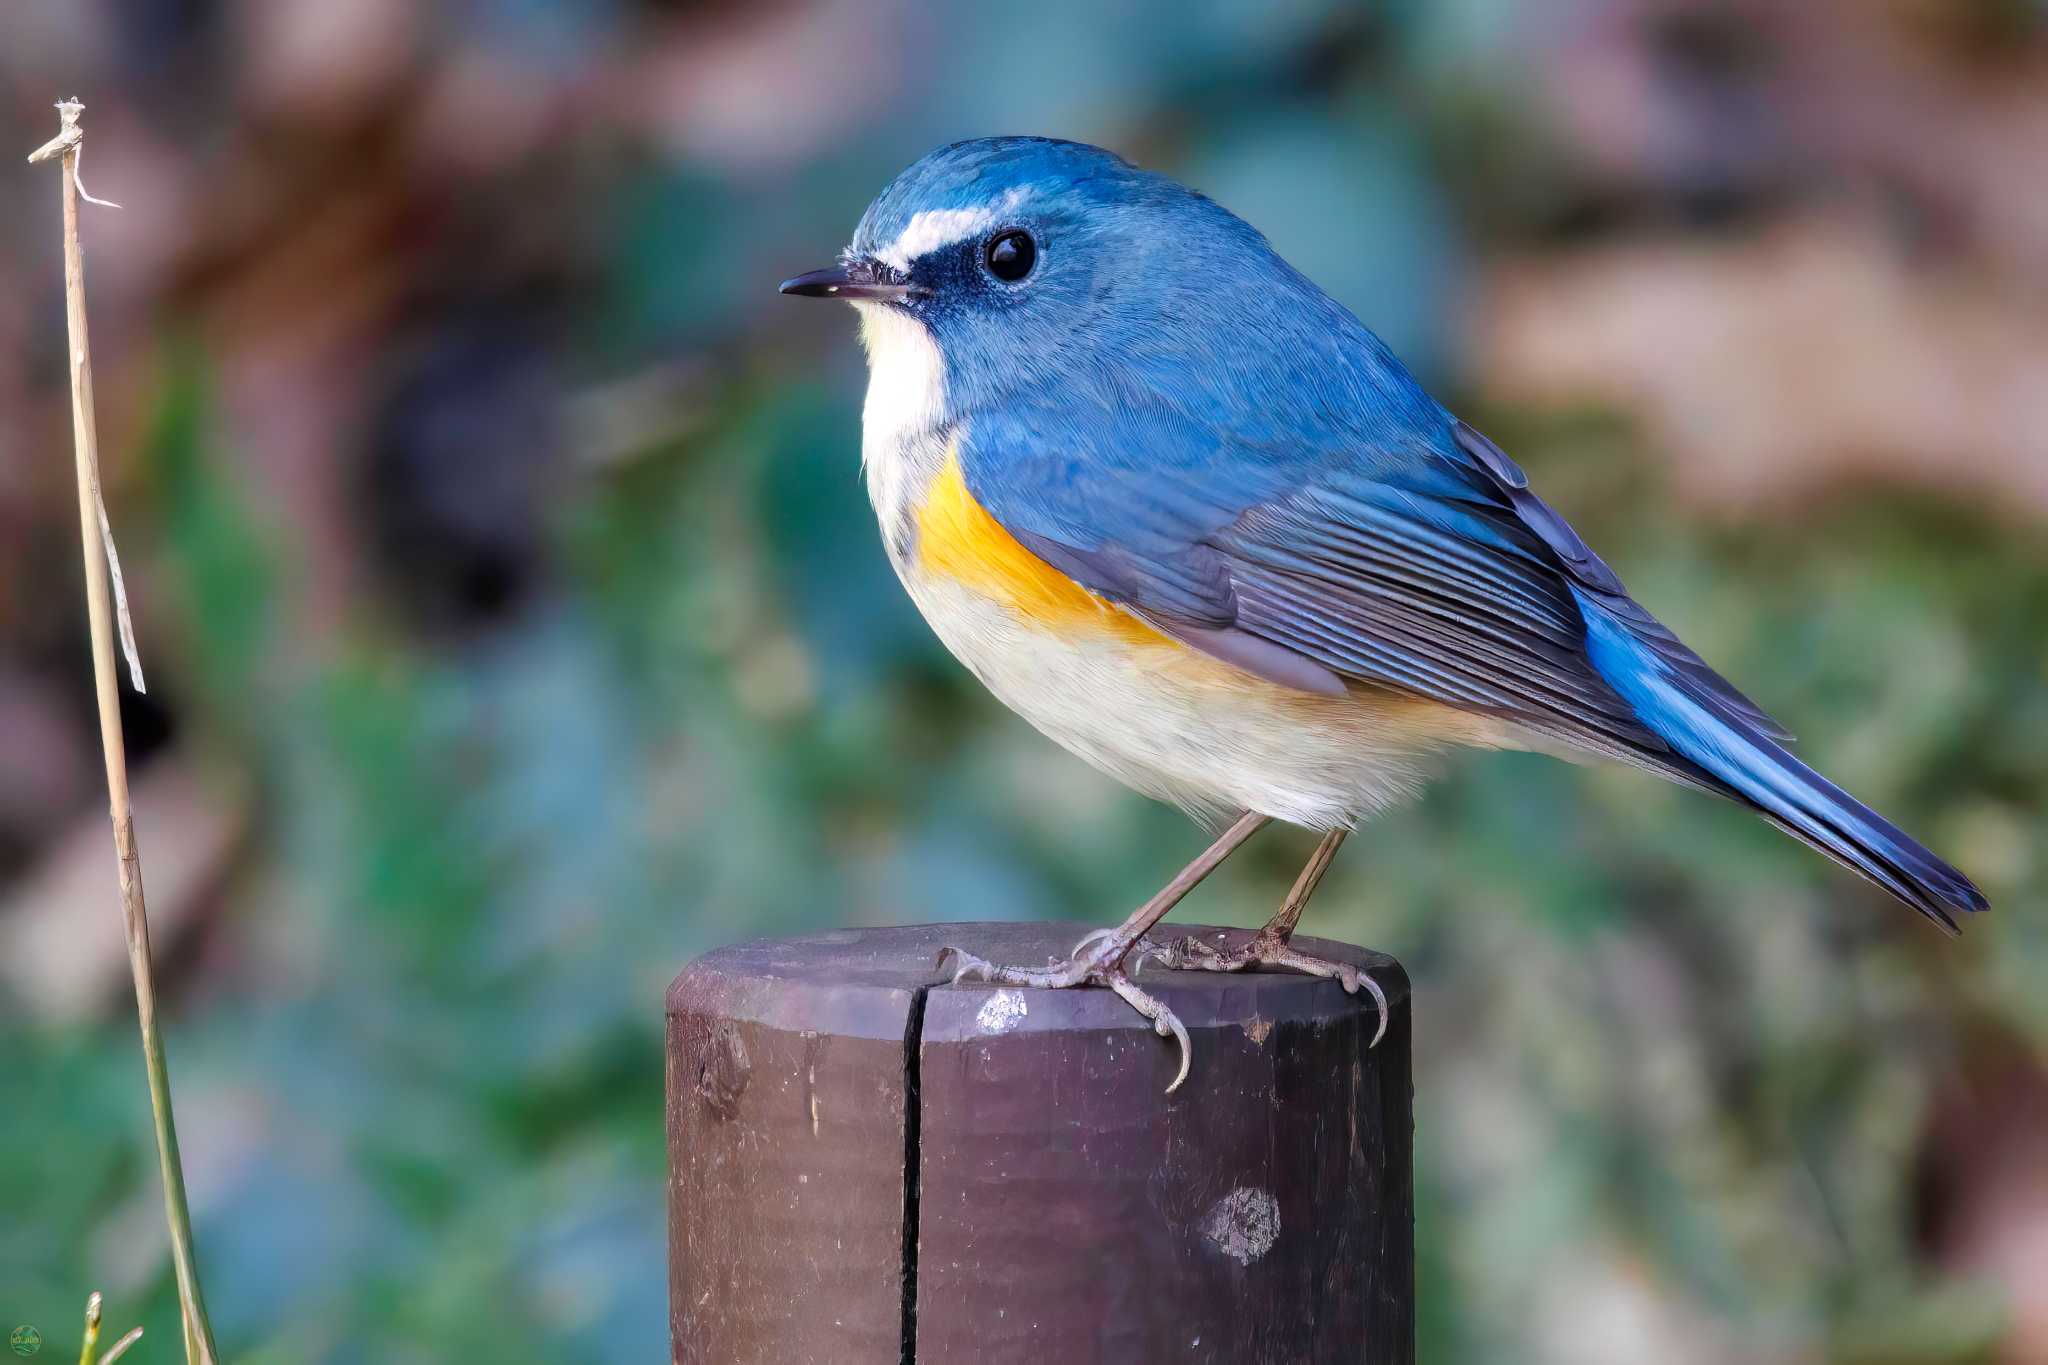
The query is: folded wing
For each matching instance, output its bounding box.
[960,397,1984,929]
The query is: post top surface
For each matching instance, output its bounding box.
[669,921,1406,1041]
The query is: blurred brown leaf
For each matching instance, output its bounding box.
[1471,210,2048,517]
[0,756,245,1022]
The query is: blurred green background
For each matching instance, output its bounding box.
[3,2,2045,1361]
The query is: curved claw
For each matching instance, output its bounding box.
[1128,933,1214,977]
[1105,972,1193,1094]
[1360,971,1390,1049]
[1159,1010,1192,1094]
[1128,941,1170,978]
[936,945,994,984]
[1073,928,1172,970]
[1069,926,1120,958]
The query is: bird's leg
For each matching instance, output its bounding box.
[1142,829,1344,979]
[1139,828,1390,1046]
[937,810,1270,1092]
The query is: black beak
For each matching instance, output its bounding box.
[778,257,916,301]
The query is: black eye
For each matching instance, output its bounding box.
[984,229,1035,281]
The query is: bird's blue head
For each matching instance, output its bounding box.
[781,137,1345,421]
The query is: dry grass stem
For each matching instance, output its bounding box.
[30,99,217,1365]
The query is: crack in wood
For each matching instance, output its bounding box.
[899,983,930,1364]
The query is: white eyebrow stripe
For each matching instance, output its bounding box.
[873,188,1030,271]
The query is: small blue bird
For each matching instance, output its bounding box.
[781,137,1986,1089]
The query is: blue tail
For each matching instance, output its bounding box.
[1574,589,1988,932]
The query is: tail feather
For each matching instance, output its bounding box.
[1575,590,1988,931]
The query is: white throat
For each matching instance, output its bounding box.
[855,301,949,552]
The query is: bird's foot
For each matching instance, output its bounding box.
[936,930,1194,1093]
[1135,929,1390,1048]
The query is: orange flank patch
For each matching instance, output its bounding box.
[914,448,1169,646]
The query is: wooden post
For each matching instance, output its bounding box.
[668,922,1412,1364]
